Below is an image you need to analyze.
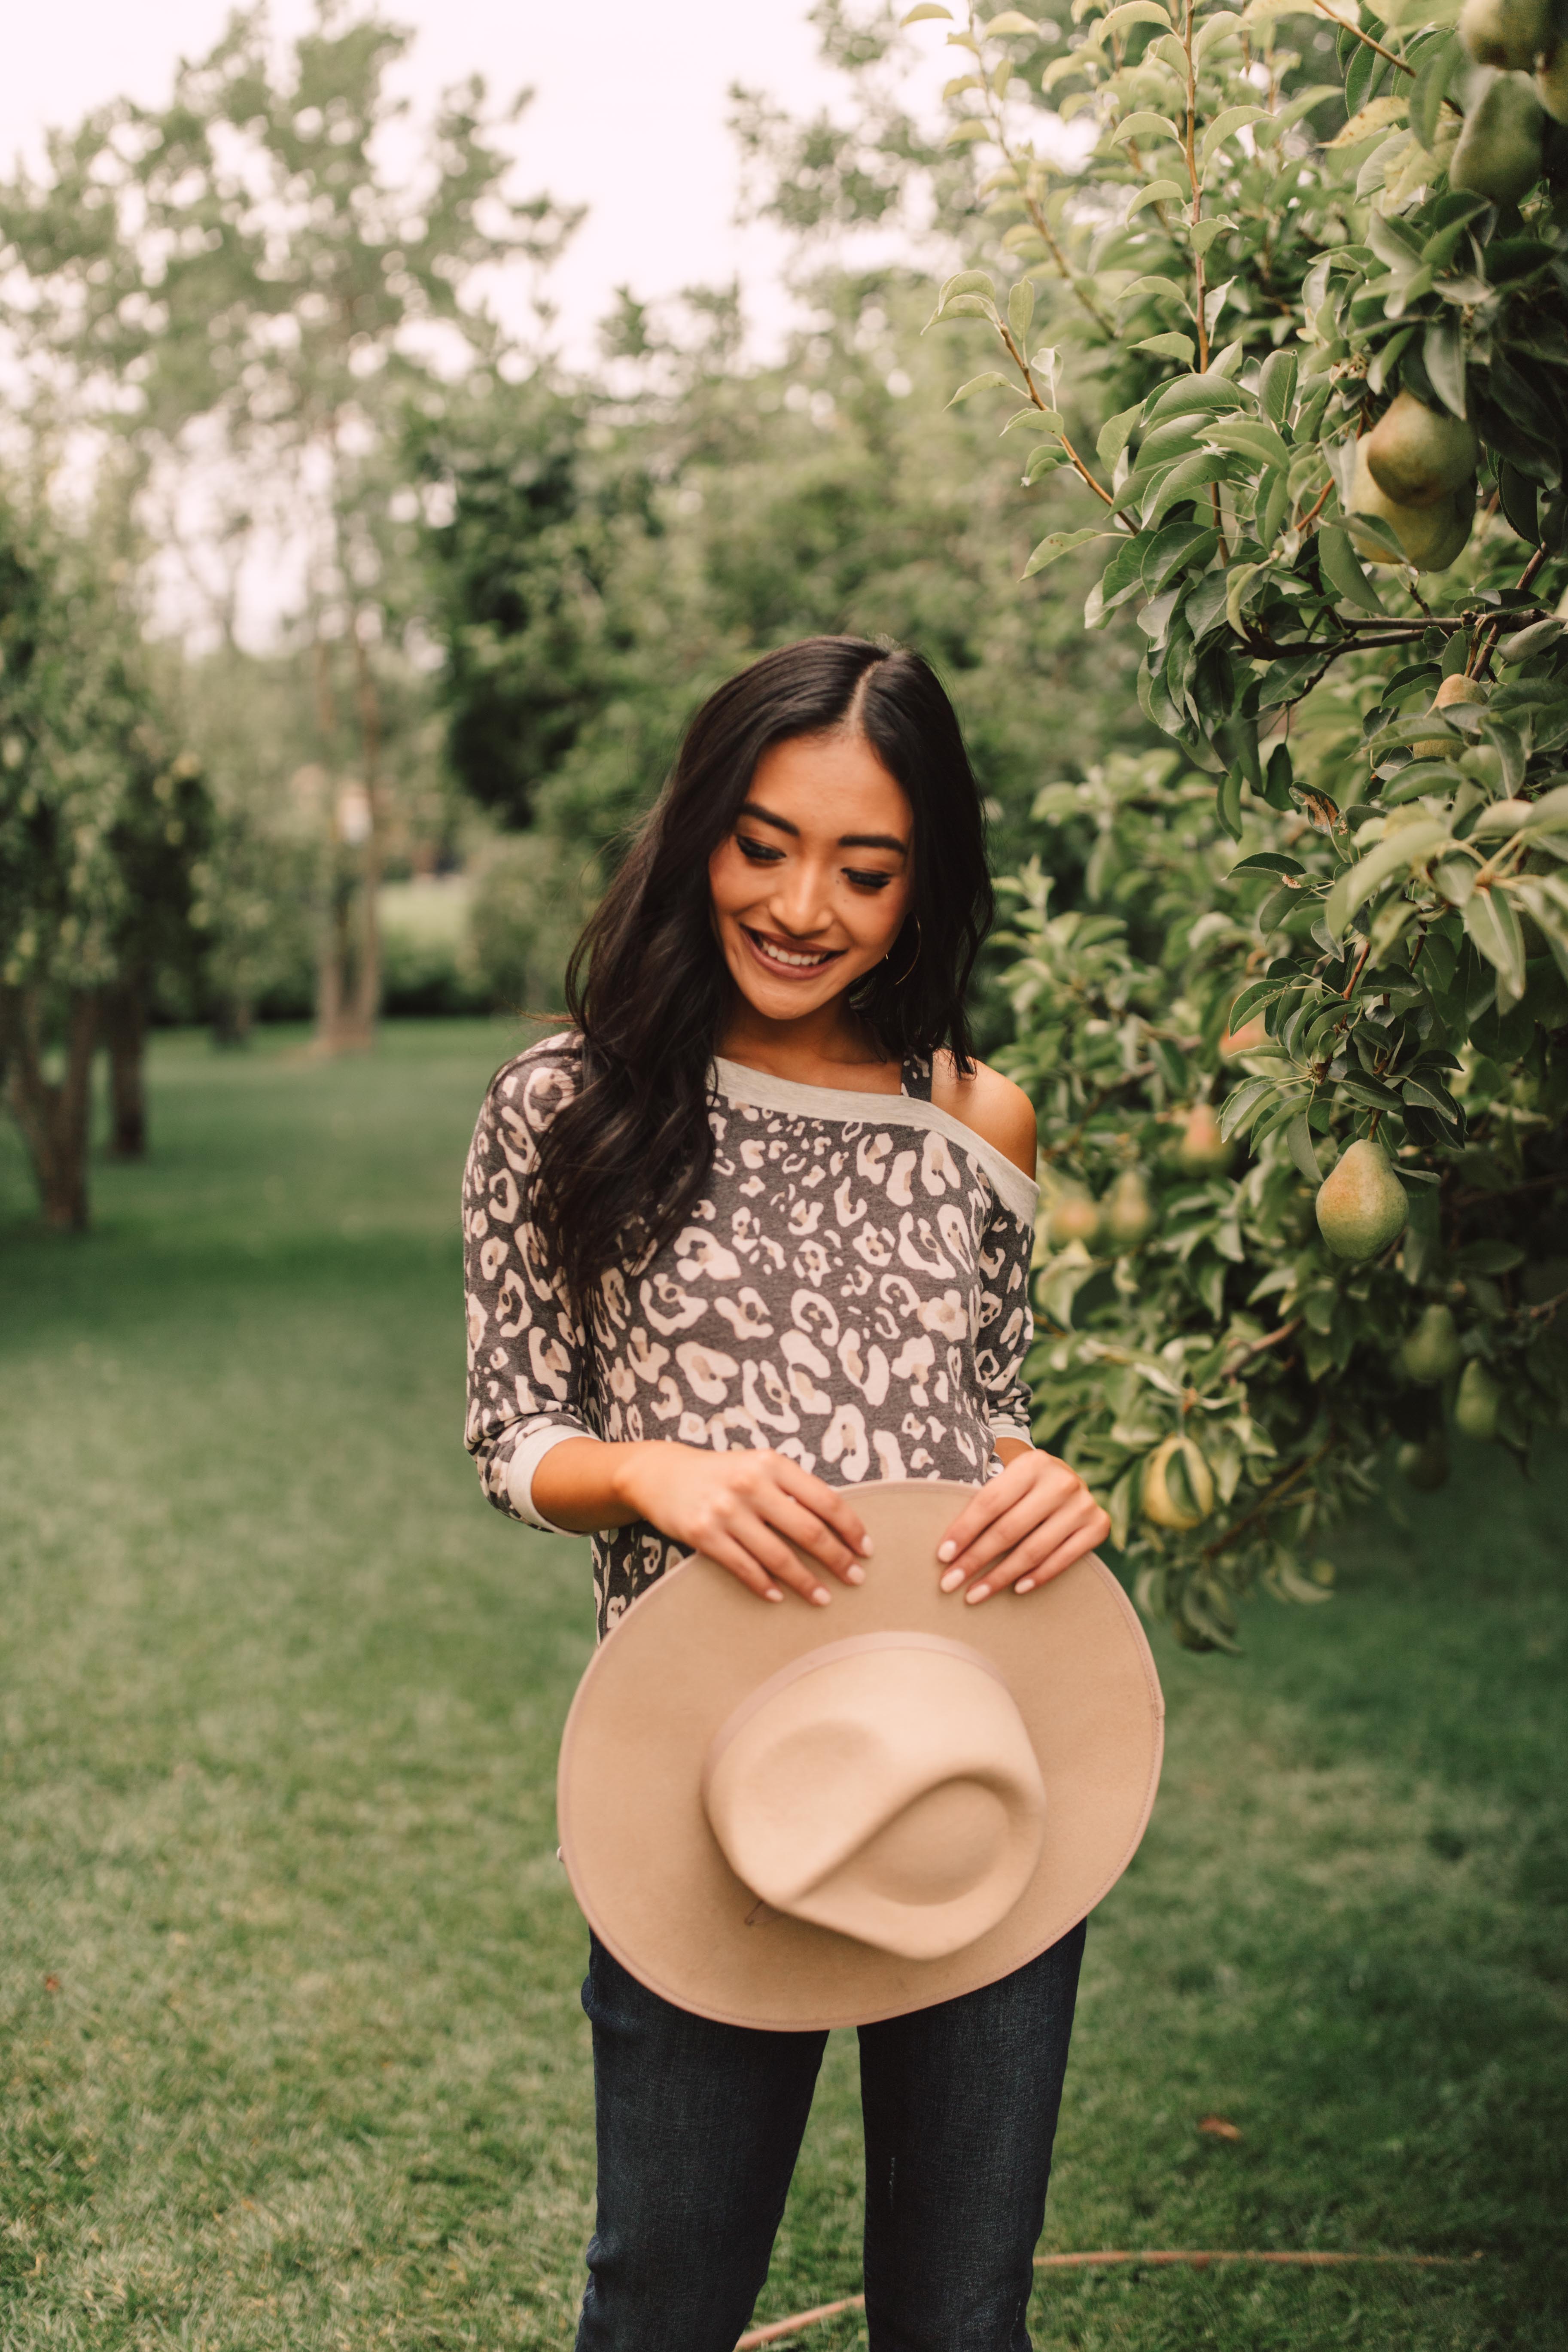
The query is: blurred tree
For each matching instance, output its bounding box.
[0,2,577,1052]
[421,270,1157,1031]
[0,498,210,1224]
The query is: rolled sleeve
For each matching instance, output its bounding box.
[463,1038,597,1534]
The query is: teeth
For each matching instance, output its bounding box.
[752,934,831,970]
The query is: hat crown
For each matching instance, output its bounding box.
[701,1633,1047,1963]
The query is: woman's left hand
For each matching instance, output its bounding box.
[936,1447,1111,1604]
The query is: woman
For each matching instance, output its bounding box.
[463,636,1111,2351]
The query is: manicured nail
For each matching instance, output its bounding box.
[965,1585,990,1605]
[937,1540,957,1563]
[1015,1577,1035,1594]
[939,1566,965,1593]
[845,1564,865,1585]
[764,1587,783,1603]
[859,1537,875,1558]
[811,1587,832,1606]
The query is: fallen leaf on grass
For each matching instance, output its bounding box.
[1198,2114,1242,2139]
[43,1974,61,1993]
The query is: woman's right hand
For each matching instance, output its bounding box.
[617,1441,872,1606]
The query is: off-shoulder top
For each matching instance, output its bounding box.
[463,1033,1039,1636]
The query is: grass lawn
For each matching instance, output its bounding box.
[1,1020,1564,2351]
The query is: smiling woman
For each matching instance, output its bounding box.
[459,635,1113,2348]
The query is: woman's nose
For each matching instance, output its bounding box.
[768,864,834,935]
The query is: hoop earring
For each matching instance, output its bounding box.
[889,917,922,988]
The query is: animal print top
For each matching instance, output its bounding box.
[463,1034,1039,1637]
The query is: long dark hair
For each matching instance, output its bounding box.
[533,636,994,1309]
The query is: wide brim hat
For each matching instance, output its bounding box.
[557,1480,1164,2030]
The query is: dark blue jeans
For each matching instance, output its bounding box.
[574,1922,1085,2352]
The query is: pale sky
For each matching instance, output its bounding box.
[3,0,948,365]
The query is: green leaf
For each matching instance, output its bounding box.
[981,8,1040,30]
[1200,104,1270,168]
[1217,766,1245,840]
[1022,441,1069,482]
[1023,527,1113,578]
[1423,316,1466,419]
[1323,817,1449,939]
[1096,404,1144,468]
[947,372,1017,405]
[1001,404,1063,434]
[1145,374,1251,424]
[1142,520,1218,595]
[1409,30,1457,149]
[1145,451,1230,528]
[1190,217,1236,258]
[1230,852,1306,879]
[1204,416,1291,472]
[947,120,992,143]
[1317,523,1386,615]
[1463,885,1526,1000]
[937,269,996,305]
[1134,332,1197,365]
[1007,278,1036,344]
[1225,561,1264,635]
[1496,618,1565,666]
[1096,0,1173,33]
[1127,178,1187,218]
[1111,111,1185,149]
[901,1,953,18]
[1286,1111,1324,1184]
[1521,784,1568,831]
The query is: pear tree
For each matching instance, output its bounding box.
[895,0,1568,1642]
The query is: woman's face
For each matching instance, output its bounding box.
[707,730,915,1024]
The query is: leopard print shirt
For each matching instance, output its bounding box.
[463,1034,1039,1637]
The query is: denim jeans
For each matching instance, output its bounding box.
[574,1922,1085,2352]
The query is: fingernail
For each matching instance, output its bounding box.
[845,1564,865,1585]
[937,1540,956,1563]
[764,1588,783,1603]
[939,1567,965,1593]
[859,1537,875,1558]
[965,1585,990,1605]
[811,1588,832,1607]
[1015,1577,1035,1594]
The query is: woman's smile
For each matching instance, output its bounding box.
[740,925,847,977]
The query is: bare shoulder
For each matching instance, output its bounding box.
[929,1052,1037,1178]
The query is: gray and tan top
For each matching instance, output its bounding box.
[463,1034,1039,1637]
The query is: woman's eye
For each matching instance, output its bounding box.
[845,869,895,891]
[737,836,784,863]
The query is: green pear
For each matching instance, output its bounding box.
[1103,1168,1156,1250]
[1142,1434,1216,1531]
[1316,1138,1409,1261]
[1450,70,1545,202]
[1459,0,1550,67]
[1178,1102,1230,1172]
[1401,1302,1463,1384]
[1397,1435,1450,1490]
[1454,1358,1501,1439]
[1414,672,1487,758]
[1046,1190,1102,1249]
[1536,41,1568,118]
[1365,393,1480,509]
[1347,445,1476,574]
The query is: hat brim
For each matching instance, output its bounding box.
[557,1481,1164,2029]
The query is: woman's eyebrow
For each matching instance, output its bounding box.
[737,801,908,857]
[838,832,908,856]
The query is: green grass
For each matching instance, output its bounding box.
[1,1021,1563,2350]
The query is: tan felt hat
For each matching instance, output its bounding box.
[557,1481,1164,2029]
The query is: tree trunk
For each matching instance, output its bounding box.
[345,611,384,1045]
[0,986,100,1232]
[101,978,149,1159]
[210,993,253,1049]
